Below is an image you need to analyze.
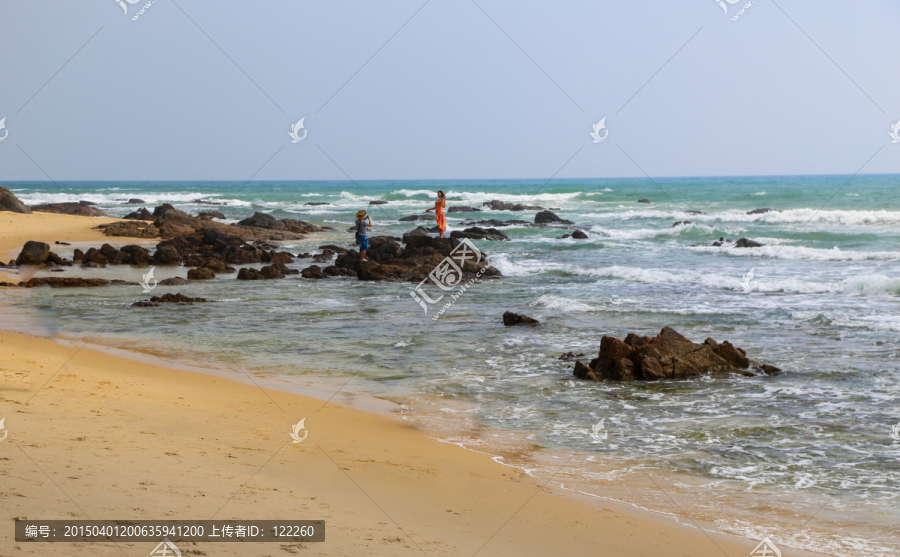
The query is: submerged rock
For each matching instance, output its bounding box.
[573,327,774,382]
[502,311,540,326]
[131,293,209,307]
[735,238,763,248]
[747,208,778,215]
[482,200,544,211]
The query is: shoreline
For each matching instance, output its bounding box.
[0,211,835,556]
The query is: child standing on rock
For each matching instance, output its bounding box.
[355,210,372,262]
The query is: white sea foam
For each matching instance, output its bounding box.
[530,295,594,312]
[691,244,900,261]
[582,208,900,227]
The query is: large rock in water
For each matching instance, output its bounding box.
[238,212,284,230]
[534,210,574,225]
[573,327,770,382]
[0,187,32,214]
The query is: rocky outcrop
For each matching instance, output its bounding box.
[131,293,209,307]
[158,277,190,286]
[313,234,500,283]
[573,327,780,382]
[22,278,116,288]
[128,198,146,204]
[637,199,651,203]
[399,214,434,222]
[571,230,588,239]
[747,208,778,215]
[502,312,539,326]
[369,200,388,205]
[534,211,573,225]
[30,203,106,217]
[238,212,284,230]
[559,352,585,361]
[450,227,509,241]
[197,210,225,220]
[0,187,32,214]
[460,219,531,228]
[447,206,482,213]
[101,221,159,238]
[482,200,544,211]
[124,208,154,221]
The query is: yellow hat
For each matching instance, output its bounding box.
[356,210,366,219]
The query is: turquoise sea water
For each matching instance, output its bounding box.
[4,175,900,557]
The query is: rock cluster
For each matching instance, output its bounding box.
[534,211,573,225]
[573,327,780,382]
[302,234,500,283]
[30,202,107,216]
[502,312,539,326]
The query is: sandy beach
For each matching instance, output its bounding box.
[0,213,835,557]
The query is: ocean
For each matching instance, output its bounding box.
[4,175,900,557]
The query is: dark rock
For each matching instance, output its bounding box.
[102,221,159,238]
[673,221,692,227]
[305,202,330,206]
[82,248,108,266]
[301,265,327,279]
[747,208,778,215]
[685,210,705,215]
[559,352,586,361]
[482,200,544,211]
[237,212,284,230]
[131,293,209,307]
[312,250,335,263]
[735,238,763,248]
[760,364,781,375]
[237,267,264,280]
[55,241,71,245]
[15,241,51,265]
[502,311,540,327]
[0,187,33,214]
[158,277,190,286]
[269,252,294,264]
[317,245,349,254]
[124,208,154,221]
[153,246,182,265]
[128,198,146,204]
[399,214,434,222]
[559,234,571,239]
[534,211,574,225]
[574,327,758,382]
[447,206,482,213]
[637,199,651,203]
[406,226,431,236]
[369,200,388,205]
[73,249,85,262]
[450,227,509,241]
[30,202,106,217]
[187,267,215,280]
[260,264,285,279]
[197,211,225,220]
[574,360,602,382]
[79,200,97,206]
[462,219,531,228]
[120,245,156,266]
[153,204,176,217]
[279,219,322,234]
[571,230,588,239]
[23,277,111,288]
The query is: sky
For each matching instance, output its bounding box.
[1,0,898,181]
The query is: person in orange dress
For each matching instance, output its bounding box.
[425,190,447,238]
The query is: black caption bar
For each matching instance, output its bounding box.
[15,520,325,542]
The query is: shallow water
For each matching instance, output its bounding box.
[5,176,900,556]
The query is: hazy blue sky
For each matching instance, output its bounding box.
[1,1,898,181]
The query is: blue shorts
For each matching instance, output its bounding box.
[359,235,369,251]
